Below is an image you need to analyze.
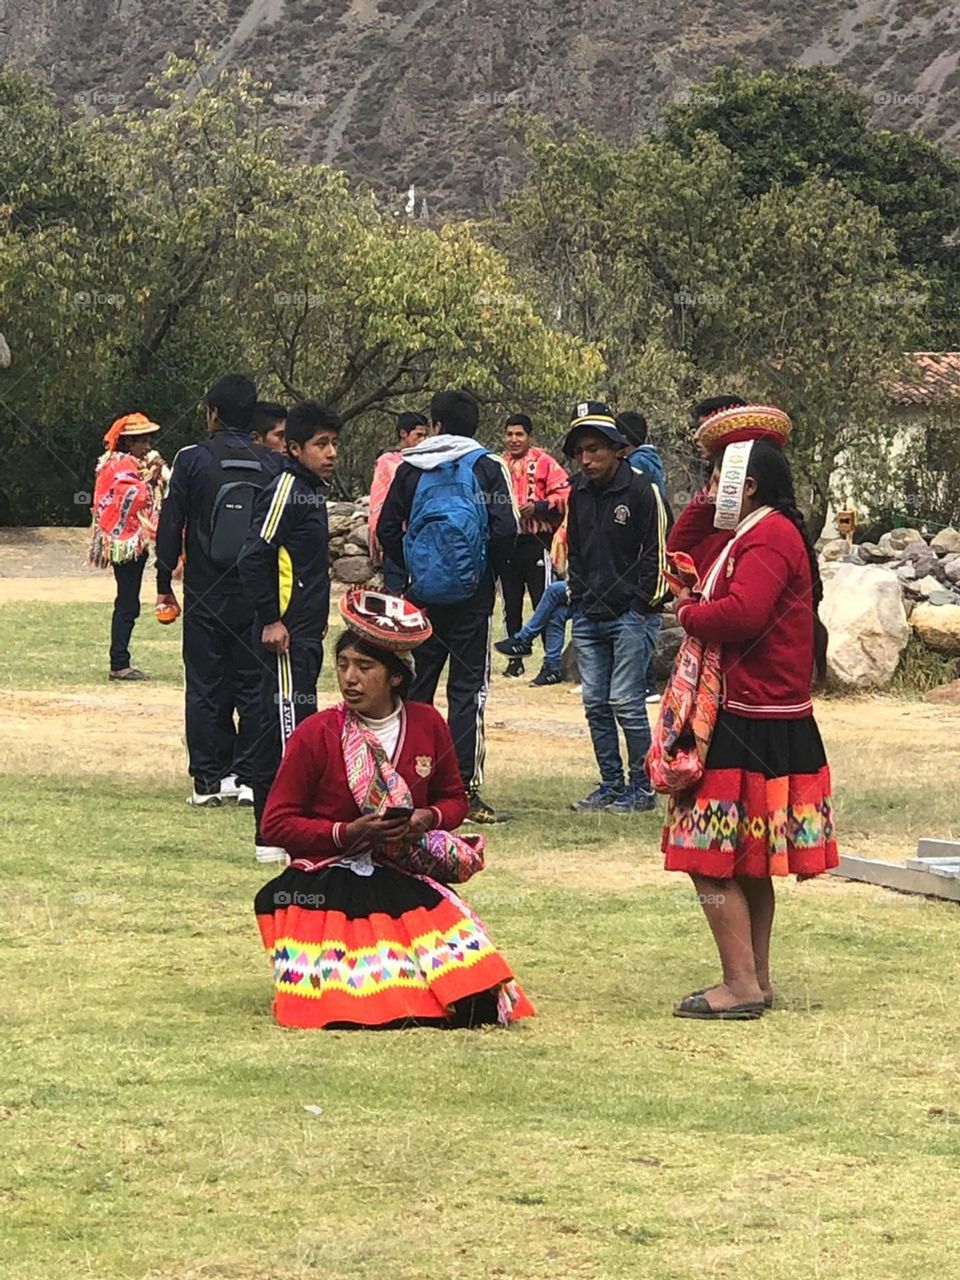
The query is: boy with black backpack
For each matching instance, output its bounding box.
[156,374,283,807]
[378,388,518,824]
[241,401,341,863]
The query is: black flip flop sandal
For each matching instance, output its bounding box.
[674,993,765,1020]
[689,986,775,1010]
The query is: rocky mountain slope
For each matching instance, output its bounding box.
[2,0,958,215]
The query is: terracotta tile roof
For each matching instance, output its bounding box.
[886,353,960,406]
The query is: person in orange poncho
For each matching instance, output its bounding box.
[88,412,169,681]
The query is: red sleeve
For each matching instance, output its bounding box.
[543,455,570,519]
[261,722,350,855]
[426,710,469,831]
[677,544,794,644]
[668,493,732,574]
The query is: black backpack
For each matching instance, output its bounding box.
[196,433,271,569]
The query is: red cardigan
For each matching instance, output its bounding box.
[674,503,816,720]
[667,490,733,574]
[261,702,469,856]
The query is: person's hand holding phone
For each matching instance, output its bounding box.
[407,808,434,837]
[345,809,412,851]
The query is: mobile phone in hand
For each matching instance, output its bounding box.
[382,806,414,820]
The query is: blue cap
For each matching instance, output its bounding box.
[562,400,627,457]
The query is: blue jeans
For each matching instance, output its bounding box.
[572,610,660,788]
[514,579,570,673]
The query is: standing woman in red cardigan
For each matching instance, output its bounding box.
[254,589,533,1030]
[662,414,837,1021]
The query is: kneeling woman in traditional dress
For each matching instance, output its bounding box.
[254,590,534,1030]
[655,405,838,1020]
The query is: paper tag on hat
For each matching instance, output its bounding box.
[713,440,754,530]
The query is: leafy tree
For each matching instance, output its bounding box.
[662,65,960,347]
[0,64,600,522]
[500,121,920,536]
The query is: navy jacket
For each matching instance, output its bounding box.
[240,458,331,642]
[567,460,672,620]
[155,430,283,600]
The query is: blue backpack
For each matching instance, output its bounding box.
[403,448,489,604]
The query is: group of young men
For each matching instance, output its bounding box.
[369,393,677,819]
[152,372,728,854]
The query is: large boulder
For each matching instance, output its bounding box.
[916,574,944,599]
[911,603,960,655]
[819,538,848,562]
[878,527,924,556]
[561,640,580,683]
[857,541,890,563]
[820,563,910,688]
[925,678,960,705]
[943,554,960,585]
[899,543,941,579]
[931,527,960,556]
[333,554,375,584]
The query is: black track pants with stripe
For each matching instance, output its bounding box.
[253,639,323,845]
[501,532,551,640]
[408,605,491,791]
[183,594,261,794]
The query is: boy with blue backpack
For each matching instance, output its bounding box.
[378,388,519,824]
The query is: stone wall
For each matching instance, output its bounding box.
[819,526,960,686]
[326,497,379,597]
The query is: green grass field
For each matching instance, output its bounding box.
[2,599,959,1279]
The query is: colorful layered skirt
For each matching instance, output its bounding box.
[254,863,534,1030]
[662,711,838,879]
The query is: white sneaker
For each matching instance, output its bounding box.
[187,790,222,808]
[645,692,662,705]
[220,775,255,806]
[255,845,289,865]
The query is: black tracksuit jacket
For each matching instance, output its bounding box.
[240,459,331,642]
[567,460,673,620]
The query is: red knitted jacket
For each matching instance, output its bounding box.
[672,500,816,719]
[261,701,468,855]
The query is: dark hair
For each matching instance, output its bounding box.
[286,400,342,448]
[397,411,428,439]
[505,413,532,434]
[692,394,746,424]
[430,388,479,437]
[335,630,411,699]
[251,401,286,436]
[206,374,258,431]
[745,440,828,683]
[616,410,648,446]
